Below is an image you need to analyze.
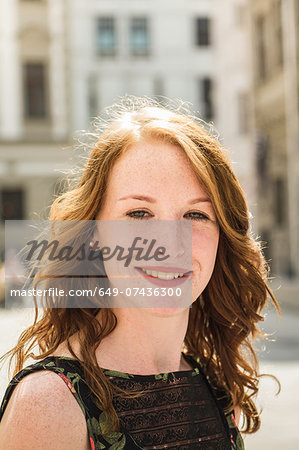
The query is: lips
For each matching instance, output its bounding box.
[135,266,192,274]
[134,267,192,289]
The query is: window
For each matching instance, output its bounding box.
[274,177,286,227]
[130,17,150,56]
[195,18,210,46]
[24,63,47,118]
[0,189,24,220]
[256,132,268,183]
[97,17,116,56]
[201,77,213,120]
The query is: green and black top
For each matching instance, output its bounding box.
[0,353,244,449]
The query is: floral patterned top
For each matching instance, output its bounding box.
[0,353,244,449]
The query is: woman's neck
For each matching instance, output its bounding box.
[94,307,192,375]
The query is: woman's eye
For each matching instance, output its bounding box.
[126,210,152,219]
[185,212,210,221]
[126,210,210,221]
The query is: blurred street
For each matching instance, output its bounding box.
[0,303,298,450]
[243,304,299,449]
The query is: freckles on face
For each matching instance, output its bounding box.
[95,138,220,303]
[192,227,219,267]
[97,138,209,220]
[190,222,219,301]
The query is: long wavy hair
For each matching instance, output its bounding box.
[1,96,280,435]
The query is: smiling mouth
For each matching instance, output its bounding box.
[135,267,192,280]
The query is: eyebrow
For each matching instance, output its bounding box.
[117,195,212,204]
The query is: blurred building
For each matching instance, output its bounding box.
[0,0,258,261]
[1,0,296,291]
[249,0,299,277]
[68,0,215,131]
[0,0,71,253]
[213,0,257,221]
[68,0,257,215]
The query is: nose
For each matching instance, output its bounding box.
[154,220,191,265]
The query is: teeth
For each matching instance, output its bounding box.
[139,268,187,280]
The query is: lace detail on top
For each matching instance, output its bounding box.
[0,353,244,450]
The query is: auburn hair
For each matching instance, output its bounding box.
[1,96,280,435]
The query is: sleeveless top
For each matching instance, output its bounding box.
[0,353,244,449]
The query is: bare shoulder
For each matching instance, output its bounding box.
[0,370,90,450]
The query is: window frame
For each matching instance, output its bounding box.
[0,188,25,221]
[195,17,210,47]
[96,16,117,57]
[23,62,48,120]
[129,16,151,57]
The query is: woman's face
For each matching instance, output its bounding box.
[96,138,219,313]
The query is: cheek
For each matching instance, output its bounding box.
[192,228,219,266]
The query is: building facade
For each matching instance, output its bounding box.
[67,0,257,213]
[0,0,70,252]
[213,0,257,222]
[0,0,260,281]
[67,0,215,132]
[249,0,299,277]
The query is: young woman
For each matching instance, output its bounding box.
[0,97,279,449]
